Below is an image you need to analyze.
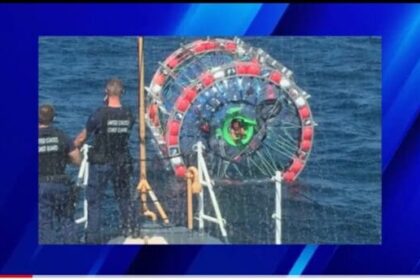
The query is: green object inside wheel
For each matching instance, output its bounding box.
[215,107,257,147]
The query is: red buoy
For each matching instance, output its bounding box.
[302,126,313,140]
[153,73,165,86]
[200,72,214,87]
[193,40,218,53]
[176,97,190,112]
[148,104,158,120]
[204,40,217,51]
[175,165,187,177]
[193,40,206,53]
[166,55,179,69]
[235,62,248,74]
[183,87,197,102]
[224,42,236,53]
[235,62,261,75]
[299,106,310,119]
[300,140,312,152]
[269,70,282,84]
[283,171,295,183]
[169,120,180,136]
[168,135,178,146]
[248,63,261,75]
[290,158,303,173]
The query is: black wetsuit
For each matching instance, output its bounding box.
[84,106,135,243]
[38,126,78,244]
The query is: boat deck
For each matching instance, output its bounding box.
[108,222,224,245]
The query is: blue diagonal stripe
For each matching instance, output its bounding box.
[175,4,262,36]
[246,3,289,35]
[289,245,318,275]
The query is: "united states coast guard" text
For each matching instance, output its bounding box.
[39,137,59,153]
[107,120,129,133]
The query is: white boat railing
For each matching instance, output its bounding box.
[73,142,283,244]
[75,144,89,228]
[272,171,282,245]
[193,141,228,242]
[193,141,283,245]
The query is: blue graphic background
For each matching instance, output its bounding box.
[0,3,419,275]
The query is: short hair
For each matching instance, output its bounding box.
[39,104,55,125]
[231,118,242,128]
[105,78,124,97]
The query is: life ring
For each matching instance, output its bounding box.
[216,107,257,147]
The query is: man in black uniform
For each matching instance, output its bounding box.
[39,104,81,244]
[74,78,136,243]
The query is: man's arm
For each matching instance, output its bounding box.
[74,109,101,148]
[68,148,82,165]
[62,132,81,166]
[74,128,87,149]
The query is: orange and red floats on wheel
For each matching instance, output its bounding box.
[193,40,219,53]
[200,72,215,87]
[168,120,181,136]
[152,72,166,86]
[269,70,282,84]
[175,164,187,177]
[183,87,197,102]
[147,103,160,127]
[176,97,190,113]
[300,140,312,152]
[235,62,261,76]
[224,41,237,53]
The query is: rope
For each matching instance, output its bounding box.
[187,167,202,194]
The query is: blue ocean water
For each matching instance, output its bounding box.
[39,37,381,244]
